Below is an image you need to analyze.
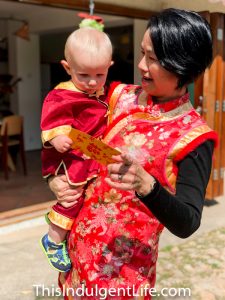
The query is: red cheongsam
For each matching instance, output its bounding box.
[59,84,217,299]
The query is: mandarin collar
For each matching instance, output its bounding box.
[147,93,190,113]
[85,87,105,98]
[69,80,105,99]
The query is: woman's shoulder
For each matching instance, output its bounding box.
[107,82,141,106]
[116,82,141,93]
[107,82,141,97]
[107,82,142,123]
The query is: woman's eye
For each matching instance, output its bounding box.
[149,56,157,61]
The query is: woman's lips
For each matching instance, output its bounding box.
[142,77,153,85]
[142,76,152,81]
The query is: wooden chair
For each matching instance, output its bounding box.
[0,115,27,180]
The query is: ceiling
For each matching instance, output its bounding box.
[1,0,225,35]
[0,0,132,34]
[95,0,225,13]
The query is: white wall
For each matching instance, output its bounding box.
[8,20,19,114]
[8,20,42,150]
[17,35,42,150]
[133,19,147,85]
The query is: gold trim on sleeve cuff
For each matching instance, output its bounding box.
[41,125,72,145]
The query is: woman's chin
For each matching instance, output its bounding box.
[141,83,154,95]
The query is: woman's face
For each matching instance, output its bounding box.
[138,29,185,101]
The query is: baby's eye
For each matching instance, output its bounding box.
[97,74,104,77]
[79,74,88,78]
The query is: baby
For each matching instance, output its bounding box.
[40,26,113,272]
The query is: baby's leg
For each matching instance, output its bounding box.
[48,221,68,244]
[41,186,85,272]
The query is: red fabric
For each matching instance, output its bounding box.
[52,194,85,219]
[174,131,219,162]
[41,85,108,184]
[78,13,103,23]
[58,85,217,299]
[106,81,121,104]
[104,84,142,136]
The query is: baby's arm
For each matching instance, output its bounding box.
[50,135,73,153]
[41,89,74,149]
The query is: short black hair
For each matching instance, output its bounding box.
[147,8,213,88]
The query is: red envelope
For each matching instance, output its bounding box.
[69,128,120,165]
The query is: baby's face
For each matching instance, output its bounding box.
[69,51,112,94]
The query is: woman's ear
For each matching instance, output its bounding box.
[61,60,71,75]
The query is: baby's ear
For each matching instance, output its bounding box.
[61,59,71,75]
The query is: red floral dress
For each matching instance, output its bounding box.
[59,84,217,300]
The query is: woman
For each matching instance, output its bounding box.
[49,8,218,299]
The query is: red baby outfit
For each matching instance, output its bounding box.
[40,81,108,229]
[59,84,217,299]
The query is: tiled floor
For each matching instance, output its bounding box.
[0,150,54,212]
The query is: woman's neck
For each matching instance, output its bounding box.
[139,87,188,106]
[153,87,188,104]
[152,94,186,104]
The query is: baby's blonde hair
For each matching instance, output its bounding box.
[65,27,112,62]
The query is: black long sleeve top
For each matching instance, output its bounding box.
[137,140,214,238]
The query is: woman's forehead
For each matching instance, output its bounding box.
[142,31,154,52]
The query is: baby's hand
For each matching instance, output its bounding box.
[50,135,73,153]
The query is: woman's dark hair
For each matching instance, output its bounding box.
[147,8,213,88]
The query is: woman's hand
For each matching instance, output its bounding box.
[105,154,155,197]
[48,174,84,208]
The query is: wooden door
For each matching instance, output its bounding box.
[210,13,224,198]
[196,12,224,199]
[219,15,225,196]
[195,12,210,114]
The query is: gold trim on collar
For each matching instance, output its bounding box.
[104,103,193,144]
[160,102,193,118]
[54,81,104,98]
[55,81,78,91]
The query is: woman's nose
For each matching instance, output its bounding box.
[138,56,147,72]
